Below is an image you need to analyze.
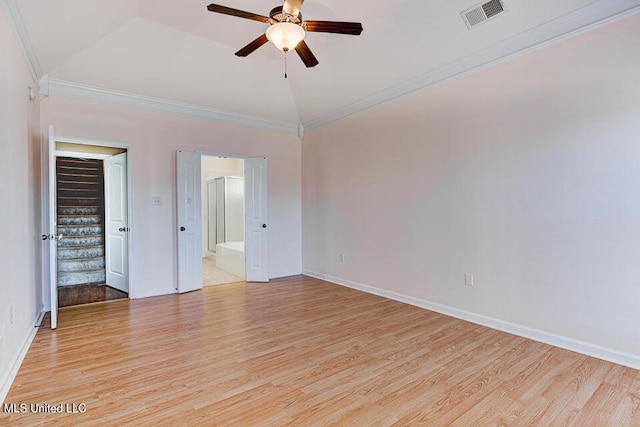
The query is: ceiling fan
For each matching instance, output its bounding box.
[206,0,363,68]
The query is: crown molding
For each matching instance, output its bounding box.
[0,0,41,83]
[2,0,298,134]
[5,0,638,136]
[45,79,300,135]
[303,0,640,133]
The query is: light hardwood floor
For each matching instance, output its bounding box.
[2,275,639,426]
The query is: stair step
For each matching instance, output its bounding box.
[58,188,101,195]
[57,197,102,207]
[57,180,101,186]
[58,246,105,259]
[56,157,106,289]
[57,164,101,172]
[58,257,105,273]
[58,197,101,201]
[57,158,99,164]
[58,270,106,287]
[57,183,103,192]
[57,235,104,247]
[57,215,103,225]
[56,173,102,181]
[57,225,103,236]
[56,161,101,170]
[58,206,102,216]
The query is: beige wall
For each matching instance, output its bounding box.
[0,7,42,401]
[303,14,640,367]
[41,96,302,298]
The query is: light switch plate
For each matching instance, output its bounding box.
[464,273,474,286]
[152,196,162,206]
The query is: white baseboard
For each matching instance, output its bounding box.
[0,311,45,404]
[304,271,640,370]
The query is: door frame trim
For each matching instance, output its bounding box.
[41,134,135,307]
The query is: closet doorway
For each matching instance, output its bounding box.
[42,128,134,328]
[54,143,130,307]
[201,155,246,286]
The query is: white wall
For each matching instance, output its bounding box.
[201,156,244,255]
[41,97,302,298]
[0,6,42,402]
[303,14,640,367]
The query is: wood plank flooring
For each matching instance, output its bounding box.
[58,283,128,307]
[2,275,639,426]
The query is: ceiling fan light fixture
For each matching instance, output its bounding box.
[266,22,305,52]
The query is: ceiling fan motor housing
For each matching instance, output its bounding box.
[269,6,302,24]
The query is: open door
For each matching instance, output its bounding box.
[244,157,269,282]
[177,151,202,293]
[42,125,59,329]
[104,153,128,293]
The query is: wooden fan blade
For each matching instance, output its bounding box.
[295,40,319,68]
[304,21,363,35]
[235,34,269,57]
[283,0,304,16]
[207,4,270,23]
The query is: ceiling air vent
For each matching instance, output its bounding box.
[462,0,505,30]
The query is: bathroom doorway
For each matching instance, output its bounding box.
[201,155,246,286]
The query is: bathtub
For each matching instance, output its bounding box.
[216,241,245,279]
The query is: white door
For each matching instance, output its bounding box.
[104,153,128,293]
[244,157,269,282]
[43,125,58,329]
[177,151,202,293]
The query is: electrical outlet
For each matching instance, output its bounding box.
[9,306,14,325]
[464,273,474,287]
[338,254,345,263]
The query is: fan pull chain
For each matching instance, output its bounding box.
[284,50,288,79]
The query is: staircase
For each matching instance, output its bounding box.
[56,157,106,289]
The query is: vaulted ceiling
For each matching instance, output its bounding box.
[4,0,640,134]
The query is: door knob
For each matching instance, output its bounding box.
[180,226,186,231]
[42,234,50,241]
[262,224,267,228]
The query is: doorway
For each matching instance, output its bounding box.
[201,156,246,286]
[52,142,130,307]
[176,151,268,294]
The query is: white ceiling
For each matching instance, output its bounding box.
[5,0,640,133]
